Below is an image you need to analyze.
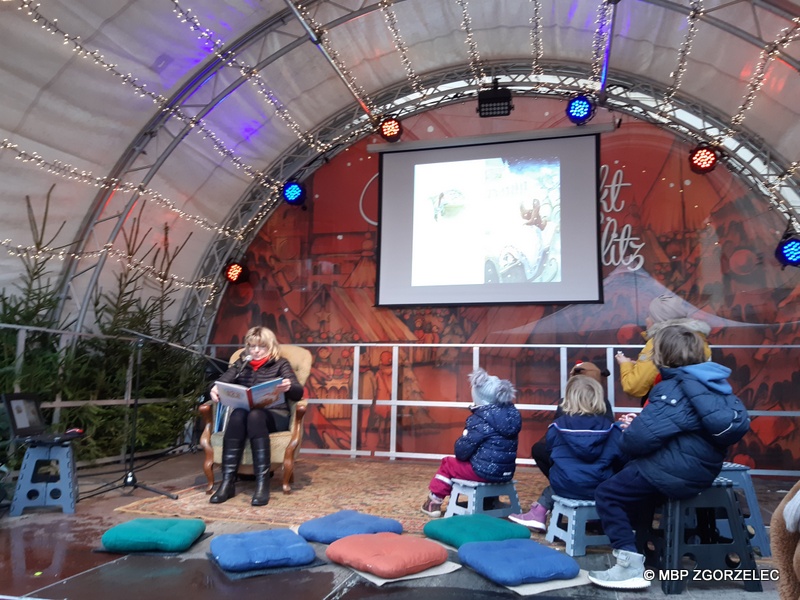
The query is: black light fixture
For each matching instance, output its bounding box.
[223,259,249,285]
[566,94,597,125]
[378,117,403,143]
[282,180,306,206]
[775,226,800,269]
[689,144,719,174]
[477,79,514,118]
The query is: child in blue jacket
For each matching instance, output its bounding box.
[509,375,626,530]
[588,325,750,590]
[421,368,521,517]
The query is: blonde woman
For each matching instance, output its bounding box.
[509,375,626,531]
[208,326,303,506]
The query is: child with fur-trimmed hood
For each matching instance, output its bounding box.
[421,368,521,518]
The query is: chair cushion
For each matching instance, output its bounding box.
[298,509,403,544]
[326,532,448,578]
[423,514,530,548]
[101,518,206,553]
[458,538,580,586]
[209,529,316,572]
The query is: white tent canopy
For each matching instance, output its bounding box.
[1,0,798,342]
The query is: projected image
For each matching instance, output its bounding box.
[411,157,561,287]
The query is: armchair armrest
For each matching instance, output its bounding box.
[281,399,307,493]
[198,401,216,493]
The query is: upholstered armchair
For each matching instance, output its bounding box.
[199,344,312,494]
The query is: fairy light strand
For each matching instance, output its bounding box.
[589,1,614,87]
[529,0,544,76]
[379,0,426,97]
[455,0,486,85]
[663,1,702,111]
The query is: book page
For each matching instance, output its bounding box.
[215,381,252,410]
[249,378,283,408]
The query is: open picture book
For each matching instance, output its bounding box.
[215,378,283,410]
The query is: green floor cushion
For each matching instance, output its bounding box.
[298,509,403,544]
[101,518,206,553]
[458,538,580,586]
[423,514,530,549]
[326,532,448,579]
[209,529,317,572]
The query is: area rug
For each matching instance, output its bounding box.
[116,457,547,535]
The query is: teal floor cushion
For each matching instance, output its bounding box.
[298,509,403,544]
[423,514,530,548]
[326,532,448,579]
[458,538,580,586]
[101,518,206,553]
[209,528,316,572]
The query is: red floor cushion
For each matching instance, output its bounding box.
[326,532,448,578]
[423,514,530,548]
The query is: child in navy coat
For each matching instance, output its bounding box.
[509,375,626,530]
[420,368,521,517]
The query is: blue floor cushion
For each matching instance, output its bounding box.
[423,514,530,548]
[326,532,448,579]
[298,509,403,544]
[210,529,317,572]
[101,518,206,553]
[458,538,580,586]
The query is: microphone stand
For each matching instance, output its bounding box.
[116,338,178,499]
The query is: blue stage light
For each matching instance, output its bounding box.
[282,180,306,206]
[566,94,596,125]
[776,232,800,268]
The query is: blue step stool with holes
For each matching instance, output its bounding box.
[10,442,77,517]
[545,495,610,556]
[444,479,521,518]
[637,476,761,595]
[717,462,770,557]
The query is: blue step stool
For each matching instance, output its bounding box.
[545,495,610,556]
[444,479,521,518]
[10,442,77,517]
[718,462,770,557]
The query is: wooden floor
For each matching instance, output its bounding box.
[0,449,789,600]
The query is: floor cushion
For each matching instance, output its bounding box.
[458,538,580,586]
[326,532,448,579]
[101,518,206,553]
[298,509,403,544]
[209,528,317,572]
[423,514,530,548]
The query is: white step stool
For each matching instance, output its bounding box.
[444,479,521,518]
[546,495,610,556]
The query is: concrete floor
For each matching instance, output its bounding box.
[0,449,788,600]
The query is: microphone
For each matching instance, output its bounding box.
[235,354,253,377]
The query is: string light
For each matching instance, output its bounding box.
[529,0,544,77]
[455,0,486,85]
[662,1,702,113]
[379,0,426,97]
[589,1,614,88]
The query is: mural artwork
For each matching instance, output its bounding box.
[210,99,800,472]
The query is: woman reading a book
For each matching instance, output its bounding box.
[208,326,303,506]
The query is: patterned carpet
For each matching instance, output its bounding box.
[117,456,549,535]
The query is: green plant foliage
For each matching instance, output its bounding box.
[0,186,207,468]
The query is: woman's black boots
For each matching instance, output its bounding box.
[209,438,245,504]
[251,437,271,506]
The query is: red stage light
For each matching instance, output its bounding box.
[689,144,719,174]
[223,261,248,284]
[379,117,402,143]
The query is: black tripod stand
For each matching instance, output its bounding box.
[115,338,177,500]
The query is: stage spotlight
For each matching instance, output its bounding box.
[566,94,596,125]
[775,230,800,268]
[282,180,306,206]
[689,144,719,174]
[477,79,514,118]
[379,117,403,143]
[223,260,249,285]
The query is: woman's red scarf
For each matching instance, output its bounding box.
[249,357,269,370]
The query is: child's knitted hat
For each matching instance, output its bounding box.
[648,293,690,323]
[469,368,516,406]
[569,361,610,385]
